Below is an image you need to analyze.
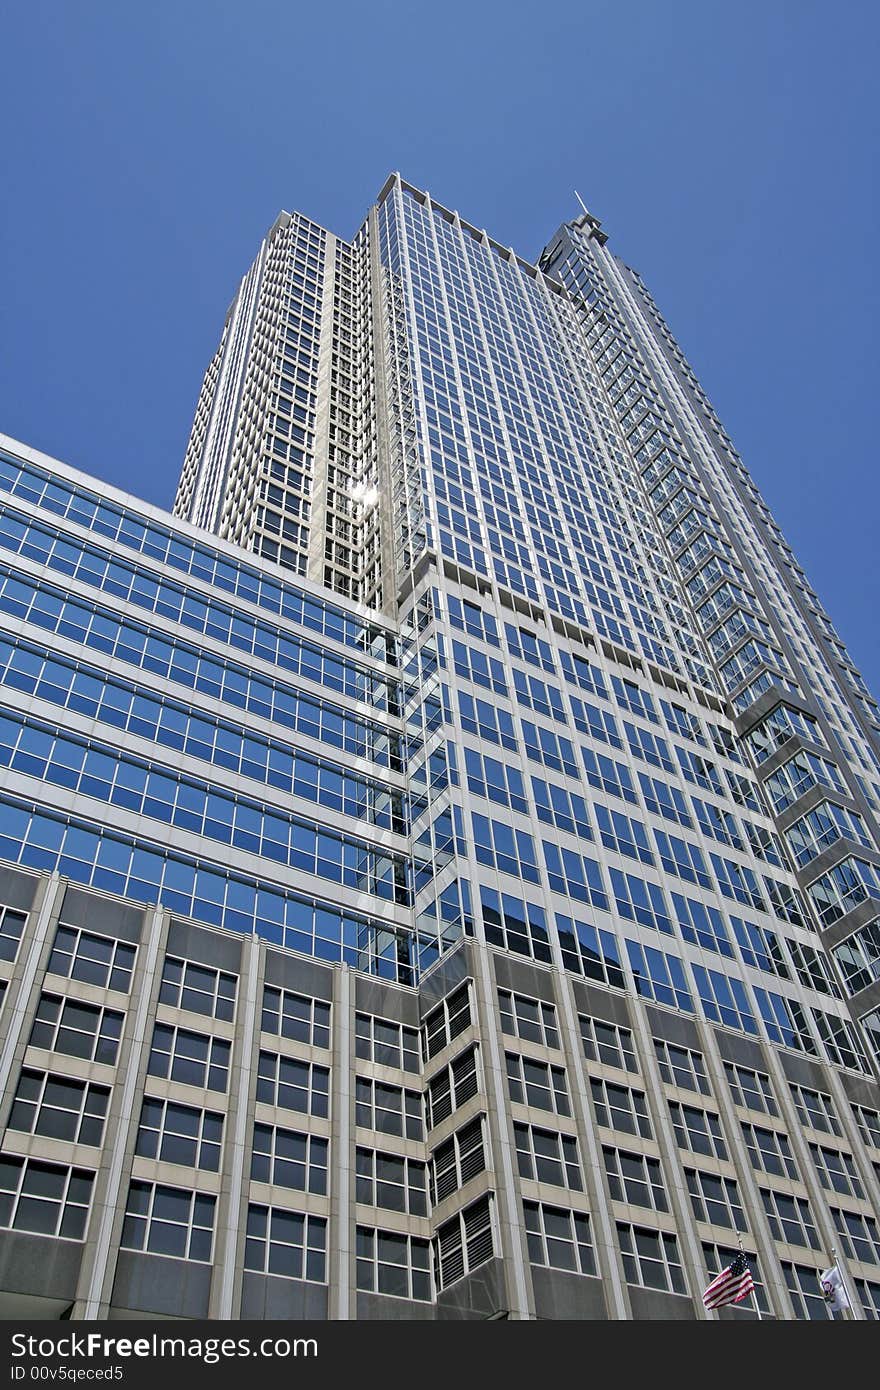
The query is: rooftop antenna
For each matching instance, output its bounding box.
[574,190,590,216]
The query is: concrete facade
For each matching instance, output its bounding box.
[0,868,879,1319]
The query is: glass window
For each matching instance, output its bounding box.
[244,1204,326,1283]
[261,990,330,1050]
[356,1077,423,1140]
[855,1278,880,1320]
[789,1084,840,1136]
[653,1039,710,1095]
[251,1123,327,1195]
[425,1048,478,1130]
[669,1102,728,1160]
[723,1062,778,1116]
[159,957,237,1021]
[147,1023,230,1092]
[831,1208,880,1266]
[617,1223,687,1294]
[505,1053,570,1116]
[626,940,693,1011]
[513,1123,582,1191]
[121,1181,215,1262]
[0,1156,94,1240]
[523,1201,595,1275]
[833,920,880,996]
[782,1262,832,1320]
[740,1122,799,1179]
[8,1069,109,1147]
[686,1169,747,1231]
[481,886,553,964]
[357,1148,428,1217]
[430,1117,485,1206]
[355,1013,420,1073]
[135,1098,223,1172]
[256,1051,330,1118]
[589,1078,652,1139]
[434,1194,494,1291]
[28,993,123,1066]
[580,1016,637,1073]
[851,1103,880,1150]
[556,913,625,987]
[499,990,559,1050]
[46,924,135,993]
[422,984,472,1059]
[692,965,758,1034]
[808,1143,864,1199]
[356,1226,431,1301]
[603,1147,668,1212]
[0,904,27,962]
[761,1190,820,1249]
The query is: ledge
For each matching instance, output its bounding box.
[775,784,863,835]
[819,894,880,951]
[754,734,838,780]
[796,837,880,888]
[733,684,820,737]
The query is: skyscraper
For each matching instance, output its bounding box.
[0,174,878,1320]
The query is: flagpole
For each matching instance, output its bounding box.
[736,1232,761,1320]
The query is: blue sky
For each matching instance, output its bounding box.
[1,1,878,692]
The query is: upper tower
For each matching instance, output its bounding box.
[174,209,385,611]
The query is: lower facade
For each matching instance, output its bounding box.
[1,865,879,1320]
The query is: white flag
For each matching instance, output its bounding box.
[820,1266,849,1311]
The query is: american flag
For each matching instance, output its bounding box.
[702,1251,755,1310]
